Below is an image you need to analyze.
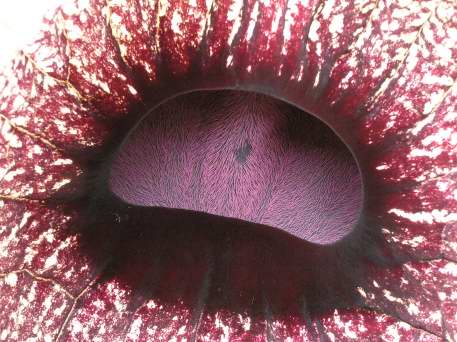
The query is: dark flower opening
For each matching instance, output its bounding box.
[110,89,363,244]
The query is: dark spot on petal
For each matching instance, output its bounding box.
[235,140,252,164]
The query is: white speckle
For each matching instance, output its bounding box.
[52,179,71,191]
[438,292,447,301]
[238,314,251,331]
[383,324,402,342]
[158,0,169,17]
[422,128,452,146]
[282,0,299,43]
[80,11,88,24]
[321,0,335,19]
[383,289,404,304]
[70,319,83,334]
[60,107,71,114]
[109,12,123,26]
[1,120,23,148]
[423,91,445,115]
[128,85,138,95]
[11,116,28,126]
[65,21,84,40]
[442,262,457,277]
[32,145,43,154]
[411,111,435,136]
[171,10,183,35]
[389,208,457,224]
[332,310,357,339]
[376,164,390,170]
[146,300,157,309]
[0,329,9,341]
[52,158,73,166]
[44,252,58,270]
[406,303,419,315]
[215,313,230,341]
[4,168,25,182]
[270,6,282,32]
[329,14,344,35]
[226,55,233,68]
[429,310,442,324]
[177,325,186,335]
[34,165,44,174]
[4,273,18,287]
[308,20,320,42]
[435,44,452,62]
[357,286,367,298]
[422,74,453,87]
[98,80,111,94]
[27,283,36,302]
[313,70,321,87]
[12,95,26,111]
[402,236,425,248]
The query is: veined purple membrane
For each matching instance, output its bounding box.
[110,90,363,244]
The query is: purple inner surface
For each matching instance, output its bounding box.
[110,91,363,244]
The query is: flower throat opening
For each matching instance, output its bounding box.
[109,90,363,244]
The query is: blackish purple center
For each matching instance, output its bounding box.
[110,90,363,244]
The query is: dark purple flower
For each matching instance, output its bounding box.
[0,0,456,341]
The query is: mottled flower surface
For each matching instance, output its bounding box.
[0,0,456,341]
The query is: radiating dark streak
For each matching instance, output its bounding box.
[190,247,214,342]
[225,0,251,72]
[273,0,289,71]
[119,255,163,341]
[198,0,216,68]
[261,289,275,342]
[360,304,441,338]
[292,0,324,82]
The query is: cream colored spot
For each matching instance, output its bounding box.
[329,14,344,35]
[4,273,18,287]
[52,178,71,190]
[171,10,183,35]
